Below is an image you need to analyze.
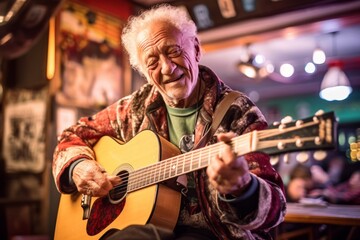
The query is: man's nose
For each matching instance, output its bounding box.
[160,56,176,75]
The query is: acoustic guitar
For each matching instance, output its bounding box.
[55,111,337,239]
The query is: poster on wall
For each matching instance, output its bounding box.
[2,88,47,173]
[56,1,125,108]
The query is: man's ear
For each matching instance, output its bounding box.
[194,37,201,62]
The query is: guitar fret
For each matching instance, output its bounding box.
[197,151,201,169]
[160,161,165,182]
[191,152,197,170]
[148,166,153,185]
[176,159,182,175]
[163,161,169,180]
[151,164,156,183]
[161,161,165,180]
[144,166,150,186]
[175,156,179,176]
[188,153,193,172]
[167,163,171,179]
[145,166,153,186]
[163,160,168,180]
[127,174,133,191]
[184,154,191,172]
[170,160,176,177]
[134,171,141,189]
[182,155,185,174]
[153,163,159,183]
[131,173,136,190]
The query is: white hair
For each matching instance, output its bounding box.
[121,4,198,74]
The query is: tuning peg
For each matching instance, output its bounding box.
[315,109,325,116]
[281,116,293,124]
[296,120,304,127]
[273,121,280,126]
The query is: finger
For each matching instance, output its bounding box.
[207,159,223,186]
[78,180,96,196]
[216,132,238,166]
[73,161,113,197]
[93,185,110,197]
[108,175,122,186]
[87,181,111,197]
[210,154,225,173]
[92,172,115,196]
[219,144,236,166]
[217,132,236,143]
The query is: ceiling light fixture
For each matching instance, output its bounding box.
[279,63,294,77]
[320,60,352,101]
[312,47,326,64]
[320,32,352,101]
[237,54,258,78]
[237,45,269,79]
[305,62,316,74]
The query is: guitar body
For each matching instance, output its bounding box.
[54,130,182,240]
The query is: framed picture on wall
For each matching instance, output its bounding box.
[55,1,128,109]
[2,88,48,173]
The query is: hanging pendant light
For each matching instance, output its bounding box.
[319,32,352,101]
[312,47,326,64]
[237,44,269,79]
[320,60,352,101]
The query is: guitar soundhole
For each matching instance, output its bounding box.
[108,170,128,204]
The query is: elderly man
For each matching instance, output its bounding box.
[53,4,286,240]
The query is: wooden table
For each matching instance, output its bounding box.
[285,203,360,226]
[281,203,360,240]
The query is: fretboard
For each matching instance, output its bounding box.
[126,132,253,192]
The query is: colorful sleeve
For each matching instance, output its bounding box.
[207,94,286,237]
[52,100,128,193]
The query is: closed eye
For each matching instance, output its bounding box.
[146,57,158,70]
[167,46,182,58]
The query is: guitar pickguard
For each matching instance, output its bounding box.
[87,196,126,236]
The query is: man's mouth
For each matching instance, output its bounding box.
[164,74,184,84]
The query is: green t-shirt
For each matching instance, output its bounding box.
[166,104,206,227]
[166,104,201,150]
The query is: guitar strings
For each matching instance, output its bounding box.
[110,135,253,195]
[108,121,318,196]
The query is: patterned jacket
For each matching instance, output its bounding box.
[53,65,286,239]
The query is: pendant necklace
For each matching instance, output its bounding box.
[179,133,195,153]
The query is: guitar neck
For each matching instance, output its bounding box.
[127,132,252,192]
[127,111,336,192]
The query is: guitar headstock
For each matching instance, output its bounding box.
[258,111,337,156]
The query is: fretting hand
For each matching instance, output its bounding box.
[207,132,252,196]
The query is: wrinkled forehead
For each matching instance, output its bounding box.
[136,20,183,45]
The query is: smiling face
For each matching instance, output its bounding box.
[136,21,201,107]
